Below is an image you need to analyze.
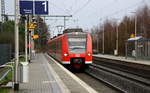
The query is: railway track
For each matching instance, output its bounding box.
[75,72,122,93]
[47,54,121,93]
[85,57,150,93]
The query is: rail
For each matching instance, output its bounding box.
[85,57,150,93]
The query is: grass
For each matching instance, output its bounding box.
[19,56,26,62]
[0,56,26,93]
[0,88,9,93]
[0,71,12,84]
[0,55,27,93]
[0,71,12,93]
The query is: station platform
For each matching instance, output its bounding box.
[9,53,97,93]
[93,54,150,66]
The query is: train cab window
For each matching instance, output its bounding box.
[68,37,86,53]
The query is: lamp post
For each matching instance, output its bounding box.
[97,33,99,53]
[14,0,19,90]
[131,12,137,58]
[112,18,119,56]
[100,18,105,54]
[134,15,137,59]
[134,15,137,38]
[47,25,51,39]
[116,24,119,55]
[102,24,105,54]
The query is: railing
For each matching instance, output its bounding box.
[0,61,14,88]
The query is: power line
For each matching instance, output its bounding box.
[86,0,116,20]
[101,0,143,20]
[49,2,71,15]
[73,0,92,15]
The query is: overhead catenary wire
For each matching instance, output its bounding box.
[85,0,143,27]
[48,0,145,31]
[85,0,117,21]
[73,0,92,15]
[100,0,144,20]
[49,1,71,15]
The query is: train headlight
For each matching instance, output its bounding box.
[87,53,91,56]
[64,53,68,56]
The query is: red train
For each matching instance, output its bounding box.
[47,28,92,69]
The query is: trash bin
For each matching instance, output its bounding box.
[32,50,35,58]
[20,62,29,83]
[114,49,118,56]
[132,50,136,57]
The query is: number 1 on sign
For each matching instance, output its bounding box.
[42,1,47,12]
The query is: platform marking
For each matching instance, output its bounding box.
[42,81,56,84]
[46,54,98,93]
[93,55,150,66]
[44,54,70,93]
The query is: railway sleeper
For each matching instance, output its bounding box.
[86,65,150,93]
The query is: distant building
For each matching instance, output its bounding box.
[126,36,150,59]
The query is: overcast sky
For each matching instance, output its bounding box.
[4,0,150,36]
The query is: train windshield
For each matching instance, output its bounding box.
[68,37,86,53]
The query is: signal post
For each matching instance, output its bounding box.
[28,23,36,61]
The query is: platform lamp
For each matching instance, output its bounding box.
[131,12,137,59]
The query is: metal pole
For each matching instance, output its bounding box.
[25,16,28,62]
[0,0,1,22]
[135,15,137,38]
[125,42,128,59]
[102,24,105,54]
[135,15,137,59]
[64,16,66,29]
[40,15,72,17]
[28,31,31,62]
[14,0,19,90]
[31,29,34,58]
[31,0,35,54]
[97,36,99,53]
[28,16,31,62]
[116,25,119,55]
[44,16,45,23]
[0,1,2,32]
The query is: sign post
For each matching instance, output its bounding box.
[25,16,28,62]
[14,0,20,90]
[16,0,49,90]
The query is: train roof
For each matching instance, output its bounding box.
[49,28,88,41]
[63,28,83,34]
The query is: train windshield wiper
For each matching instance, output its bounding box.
[70,46,85,49]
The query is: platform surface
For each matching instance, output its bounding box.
[9,53,97,93]
[9,53,65,93]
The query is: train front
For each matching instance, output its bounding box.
[62,32,92,69]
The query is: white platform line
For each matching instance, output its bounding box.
[44,54,70,93]
[93,55,150,66]
[46,54,98,93]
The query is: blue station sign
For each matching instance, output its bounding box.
[20,0,49,15]
[35,1,48,15]
[20,0,33,15]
